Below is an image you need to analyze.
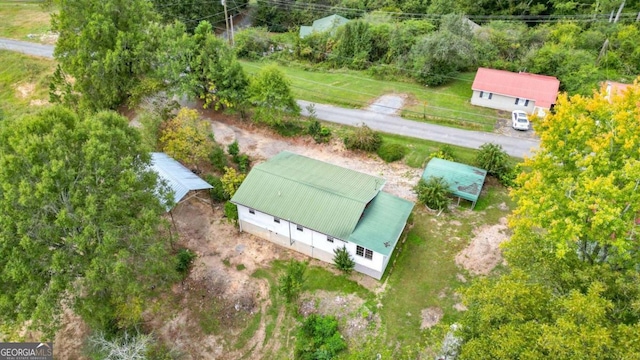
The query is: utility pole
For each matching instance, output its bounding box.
[230,15,235,47]
[222,0,230,45]
[614,1,625,23]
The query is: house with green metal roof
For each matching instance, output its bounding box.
[421,158,487,209]
[299,14,349,39]
[231,151,414,280]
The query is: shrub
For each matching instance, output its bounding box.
[224,201,238,224]
[204,174,229,202]
[237,154,251,173]
[227,140,240,160]
[176,248,196,276]
[308,119,321,137]
[295,314,346,360]
[209,145,228,173]
[333,246,355,274]
[221,167,246,198]
[234,27,272,60]
[475,143,511,182]
[377,143,406,162]
[430,144,456,161]
[278,260,307,304]
[414,177,451,214]
[343,124,382,152]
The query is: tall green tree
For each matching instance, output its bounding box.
[52,0,160,111]
[458,82,640,359]
[249,64,300,125]
[0,106,176,336]
[150,0,248,33]
[157,21,249,111]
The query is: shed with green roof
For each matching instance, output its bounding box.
[231,151,413,280]
[421,158,487,209]
[299,14,349,38]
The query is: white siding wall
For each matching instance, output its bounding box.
[471,90,538,114]
[237,205,387,279]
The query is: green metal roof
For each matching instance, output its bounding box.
[299,14,349,38]
[231,151,385,239]
[421,158,487,203]
[348,192,414,256]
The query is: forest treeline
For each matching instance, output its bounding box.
[245,0,640,94]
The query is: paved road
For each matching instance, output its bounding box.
[0,38,539,158]
[0,38,54,58]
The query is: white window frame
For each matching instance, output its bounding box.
[296,224,303,232]
[480,91,493,99]
[274,217,280,223]
[515,98,529,106]
[249,209,255,215]
[327,236,334,243]
[356,245,373,260]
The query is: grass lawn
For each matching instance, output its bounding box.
[241,60,500,131]
[0,50,55,119]
[378,184,514,352]
[0,1,54,42]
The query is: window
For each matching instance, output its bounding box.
[515,98,529,106]
[327,236,334,243]
[274,217,280,223]
[365,249,373,260]
[249,209,255,215]
[480,91,493,100]
[296,224,303,232]
[356,245,373,260]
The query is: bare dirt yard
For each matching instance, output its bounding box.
[455,217,510,275]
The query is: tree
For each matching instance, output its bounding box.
[52,0,160,110]
[458,82,640,358]
[159,107,214,169]
[333,246,355,274]
[278,260,307,304]
[409,29,475,86]
[249,64,300,125]
[156,21,249,111]
[0,106,176,336]
[150,0,248,33]
[331,20,373,70]
[221,166,246,198]
[475,143,511,180]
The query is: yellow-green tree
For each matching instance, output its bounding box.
[458,82,640,359]
[160,107,213,169]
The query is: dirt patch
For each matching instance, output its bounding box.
[420,307,444,330]
[53,308,90,360]
[366,94,407,115]
[15,82,35,98]
[455,217,509,275]
[29,99,49,106]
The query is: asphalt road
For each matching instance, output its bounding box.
[0,38,540,158]
[0,37,54,58]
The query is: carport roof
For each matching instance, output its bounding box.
[421,158,487,204]
[150,152,213,208]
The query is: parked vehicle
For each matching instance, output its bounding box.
[511,110,530,131]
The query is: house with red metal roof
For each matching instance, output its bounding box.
[471,68,560,117]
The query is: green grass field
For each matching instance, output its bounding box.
[0,1,54,42]
[241,61,500,131]
[0,50,55,119]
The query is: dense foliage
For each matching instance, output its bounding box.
[278,260,308,304]
[160,108,214,169]
[0,107,176,336]
[474,143,512,181]
[377,143,406,162]
[458,82,640,358]
[414,177,451,213]
[150,0,248,33]
[343,123,382,152]
[295,314,346,360]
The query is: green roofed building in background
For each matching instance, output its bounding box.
[422,157,487,209]
[299,14,349,38]
[231,151,413,280]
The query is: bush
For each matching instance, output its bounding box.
[430,144,456,161]
[333,246,355,274]
[377,143,406,162]
[176,248,196,276]
[343,123,382,152]
[209,145,228,173]
[236,154,251,173]
[224,201,238,224]
[414,177,450,213]
[278,260,307,304]
[234,27,272,60]
[295,314,346,360]
[475,143,511,182]
[227,140,240,160]
[221,167,246,198]
[204,174,229,202]
[308,119,332,144]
